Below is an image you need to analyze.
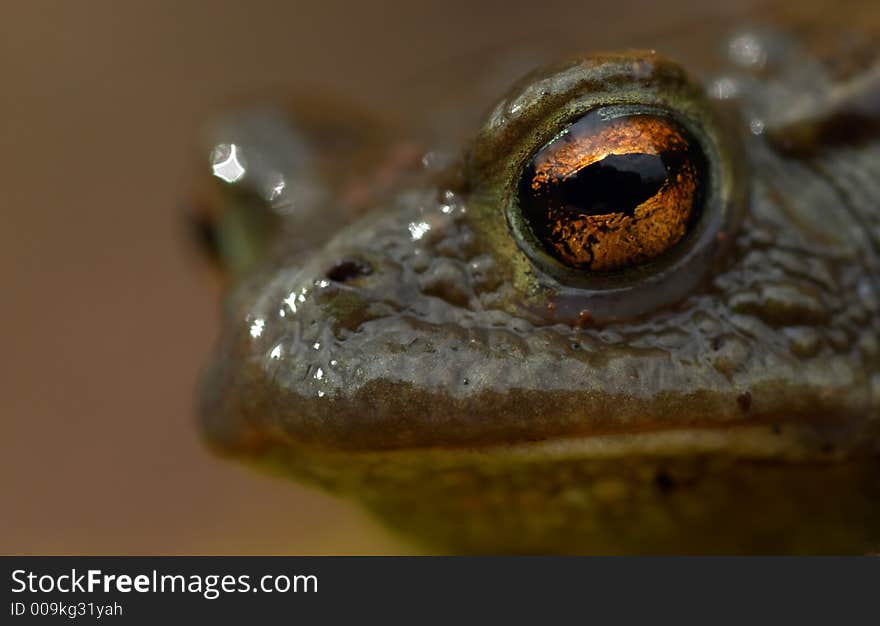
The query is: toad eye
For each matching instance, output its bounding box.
[518,109,706,272]
[469,53,746,321]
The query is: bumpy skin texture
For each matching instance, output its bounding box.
[198,22,880,553]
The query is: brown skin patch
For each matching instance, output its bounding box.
[520,113,700,271]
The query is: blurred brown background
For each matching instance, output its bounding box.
[0,0,833,554]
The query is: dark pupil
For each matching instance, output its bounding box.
[540,153,669,218]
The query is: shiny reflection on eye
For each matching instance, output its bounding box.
[314,367,324,381]
[408,221,431,240]
[210,143,246,183]
[249,318,265,338]
[269,345,283,360]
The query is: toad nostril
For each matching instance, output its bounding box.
[325,257,373,283]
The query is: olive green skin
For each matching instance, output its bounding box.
[197,23,880,553]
